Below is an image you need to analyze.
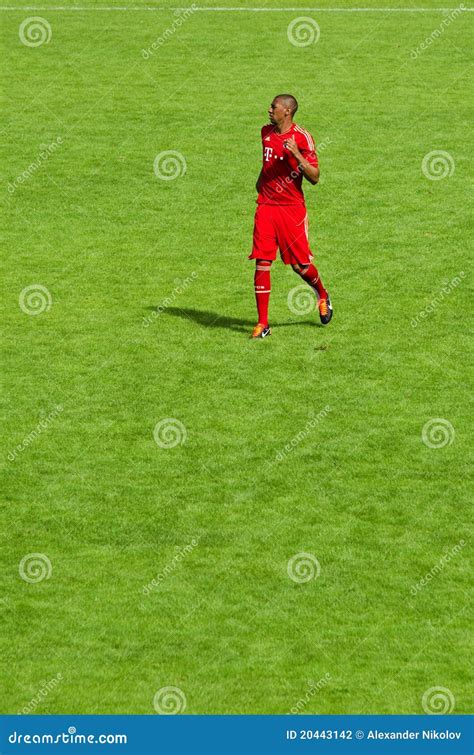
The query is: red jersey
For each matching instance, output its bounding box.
[257,123,318,206]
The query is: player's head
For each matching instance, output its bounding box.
[268,94,298,125]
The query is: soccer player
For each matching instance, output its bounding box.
[249,94,332,338]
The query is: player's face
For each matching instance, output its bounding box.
[268,99,288,125]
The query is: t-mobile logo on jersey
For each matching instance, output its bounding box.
[264,146,273,161]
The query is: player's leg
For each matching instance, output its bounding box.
[277,205,333,325]
[291,262,333,325]
[252,260,272,338]
[248,205,277,338]
[292,262,327,300]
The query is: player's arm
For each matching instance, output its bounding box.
[256,126,268,191]
[284,136,320,185]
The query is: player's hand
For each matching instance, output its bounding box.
[283,137,301,157]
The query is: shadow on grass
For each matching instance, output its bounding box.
[150,306,321,333]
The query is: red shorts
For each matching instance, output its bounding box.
[249,203,313,266]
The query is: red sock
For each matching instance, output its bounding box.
[298,263,327,299]
[254,261,271,326]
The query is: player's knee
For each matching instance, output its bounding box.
[256,259,272,268]
[292,263,308,274]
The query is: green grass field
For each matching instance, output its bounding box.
[2,0,472,716]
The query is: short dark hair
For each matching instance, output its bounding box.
[275,94,298,115]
